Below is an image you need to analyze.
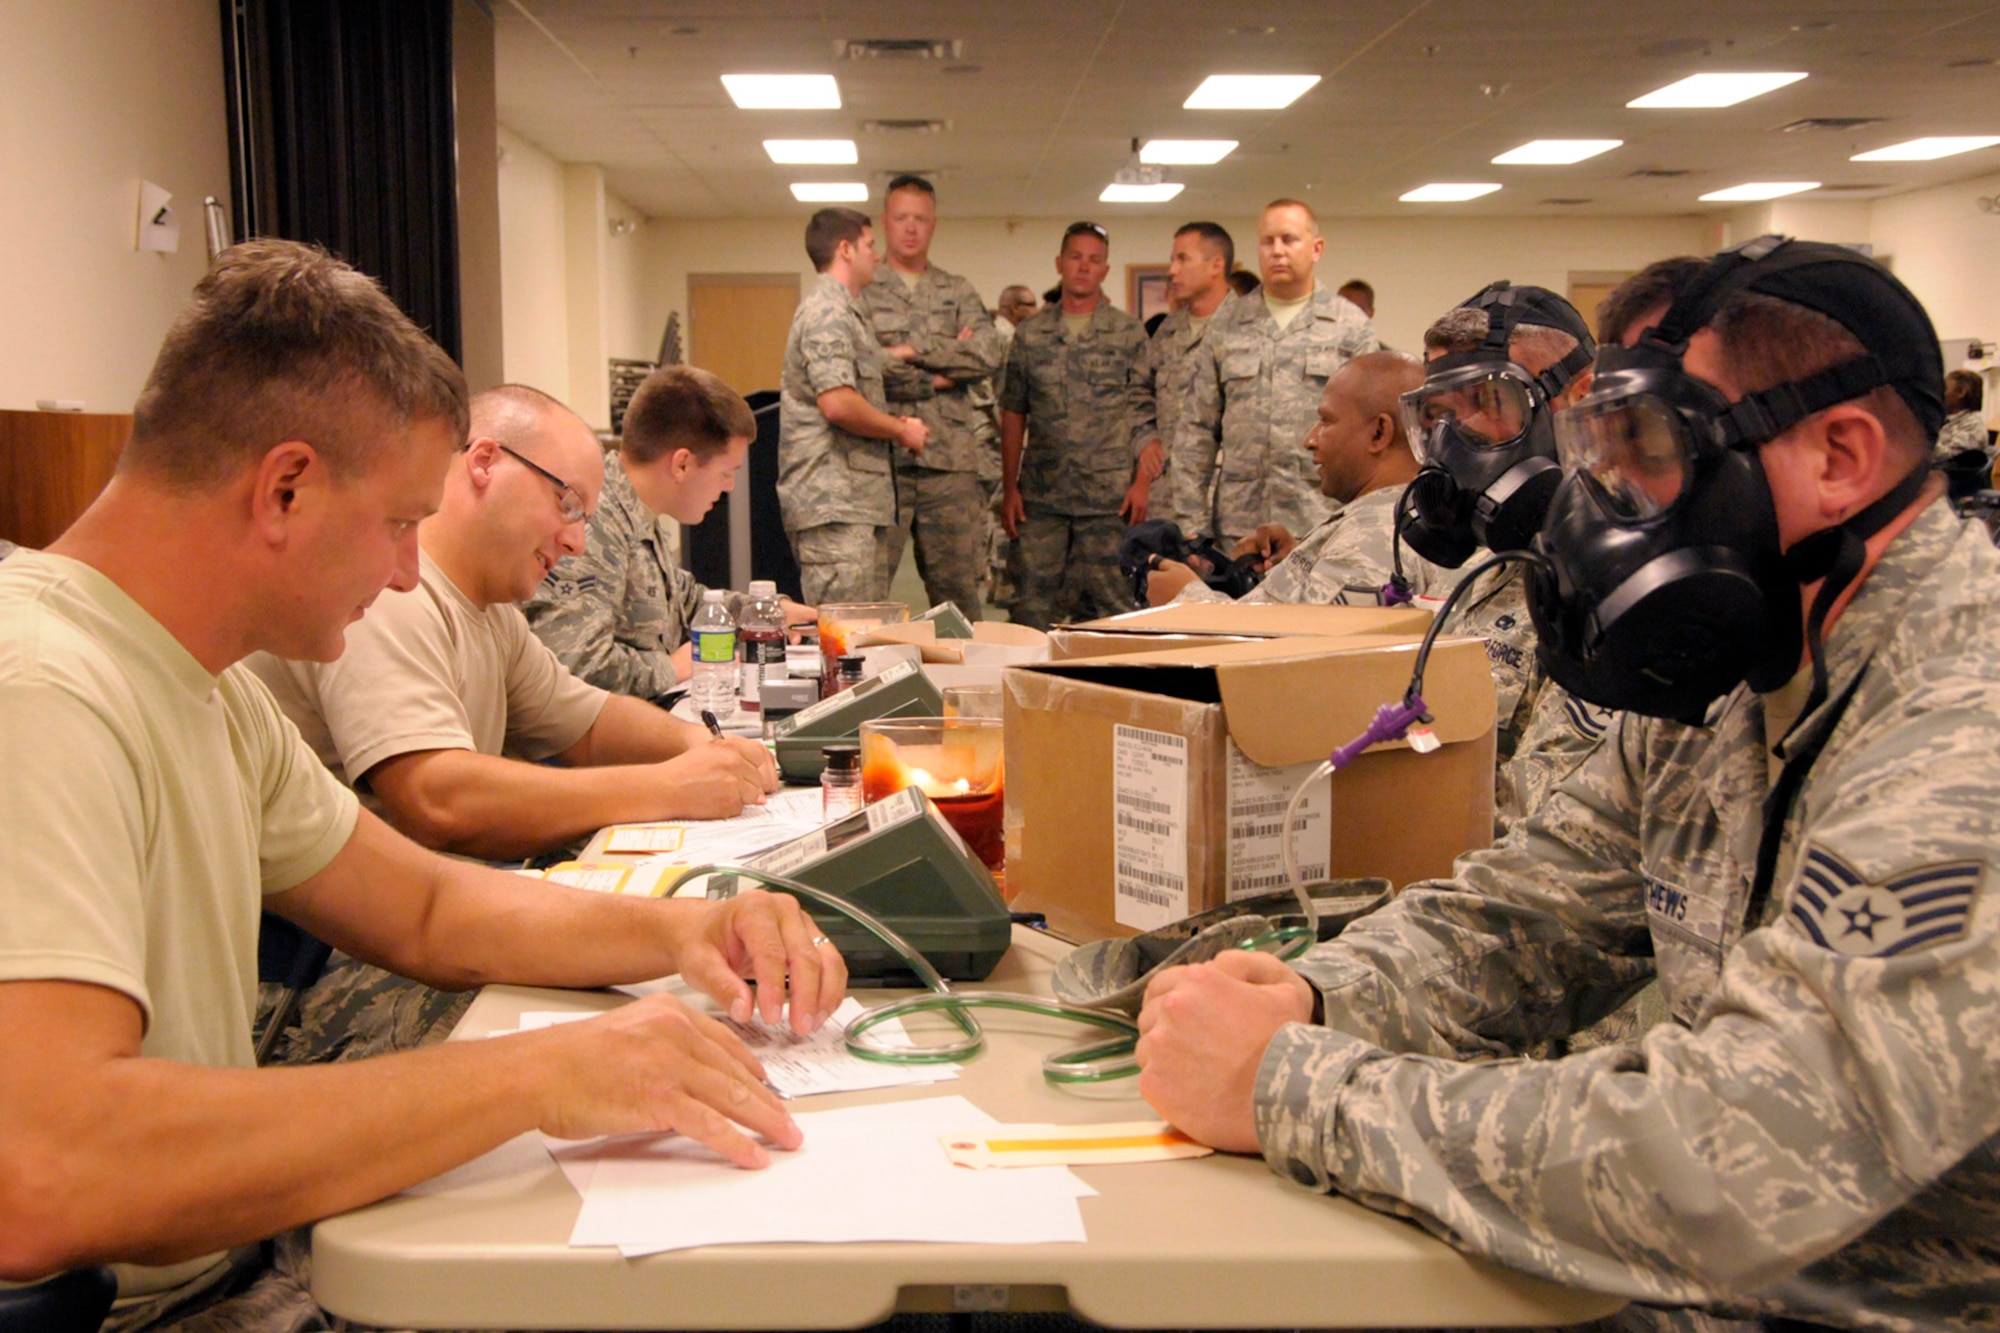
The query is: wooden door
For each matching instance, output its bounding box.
[0,410,131,547]
[1566,274,1632,337]
[688,274,801,398]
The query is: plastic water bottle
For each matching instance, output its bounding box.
[737,579,785,709]
[688,589,738,720]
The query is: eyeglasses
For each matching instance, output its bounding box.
[1064,221,1109,242]
[496,443,588,524]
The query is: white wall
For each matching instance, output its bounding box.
[497,126,571,400]
[629,213,1715,354]
[0,0,230,413]
[1869,170,2000,352]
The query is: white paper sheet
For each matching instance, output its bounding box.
[568,1095,1092,1255]
[498,1001,955,1098]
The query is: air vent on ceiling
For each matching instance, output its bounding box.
[1818,183,1889,192]
[836,38,964,61]
[1541,198,1593,206]
[860,118,948,134]
[1628,168,1692,178]
[1779,117,1887,133]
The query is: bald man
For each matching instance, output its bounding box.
[250,384,778,863]
[1182,199,1379,548]
[1149,351,1427,607]
[996,284,1039,334]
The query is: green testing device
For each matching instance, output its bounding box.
[770,658,943,783]
[913,601,976,640]
[727,785,1011,983]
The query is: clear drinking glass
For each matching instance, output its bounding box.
[858,717,1008,894]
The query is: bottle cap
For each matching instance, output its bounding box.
[701,588,726,602]
[821,743,861,772]
[749,579,777,596]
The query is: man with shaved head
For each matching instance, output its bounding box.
[1181,199,1379,549]
[252,383,778,864]
[1147,350,1425,607]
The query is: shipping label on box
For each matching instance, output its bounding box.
[1224,741,1330,902]
[1111,724,1192,931]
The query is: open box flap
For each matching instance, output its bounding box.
[1017,635,1496,765]
[1070,603,1433,639]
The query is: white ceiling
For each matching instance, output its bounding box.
[493,1,2000,220]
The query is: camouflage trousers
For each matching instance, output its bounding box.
[883,465,986,619]
[1010,508,1136,630]
[789,521,897,604]
[260,953,476,1068]
[983,475,1017,611]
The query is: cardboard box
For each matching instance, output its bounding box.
[1050,602,1434,662]
[1003,635,1496,942]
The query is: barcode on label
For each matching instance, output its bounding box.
[1225,739,1331,904]
[1111,725,1189,931]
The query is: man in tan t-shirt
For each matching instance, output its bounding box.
[252,383,777,862]
[0,242,844,1332]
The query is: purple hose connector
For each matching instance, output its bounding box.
[1327,694,1430,770]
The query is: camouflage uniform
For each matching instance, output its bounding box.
[863,264,1007,617]
[1126,290,1240,534]
[522,453,740,699]
[1000,301,1149,629]
[1257,499,2000,1332]
[1935,409,1991,461]
[779,271,899,603]
[1182,286,1379,547]
[1174,486,1609,830]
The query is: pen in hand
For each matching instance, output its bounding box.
[701,709,725,739]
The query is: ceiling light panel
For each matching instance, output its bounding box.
[1101,182,1186,203]
[1184,75,1321,110]
[1492,139,1623,165]
[764,139,858,164]
[1698,181,1820,202]
[1400,183,1502,202]
[1140,140,1239,165]
[790,182,869,202]
[722,74,841,109]
[1851,136,2000,161]
[1628,72,1807,108]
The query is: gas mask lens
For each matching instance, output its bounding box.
[1553,393,1692,521]
[1401,369,1536,458]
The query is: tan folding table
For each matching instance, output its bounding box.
[311,926,1622,1330]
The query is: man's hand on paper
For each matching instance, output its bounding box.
[1133,950,1314,1155]
[534,994,800,1168]
[666,887,848,1036]
[653,736,777,817]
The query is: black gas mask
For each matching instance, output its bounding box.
[1528,236,1946,723]
[1397,281,1596,568]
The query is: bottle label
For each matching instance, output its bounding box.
[691,628,737,665]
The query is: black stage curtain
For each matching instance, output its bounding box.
[220,0,463,362]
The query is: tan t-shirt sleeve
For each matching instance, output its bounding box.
[496,604,609,760]
[0,681,153,1014]
[311,583,484,785]
[225,668,360,893]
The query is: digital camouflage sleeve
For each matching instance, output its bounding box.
[1255,500,2000,1332]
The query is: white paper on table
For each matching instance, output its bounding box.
[566,1095,1093,1255]
[714,998,958,1098]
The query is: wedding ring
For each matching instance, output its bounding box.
[810,935,832,947]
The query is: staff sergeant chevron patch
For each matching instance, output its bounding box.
[1788,846,1981,957]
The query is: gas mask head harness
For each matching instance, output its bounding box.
[1394,281,1596,571]
[1528,235,1946,724]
